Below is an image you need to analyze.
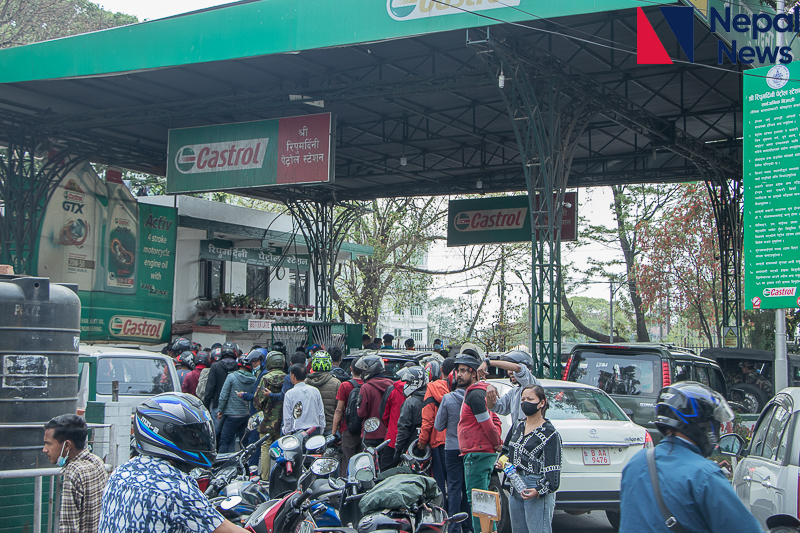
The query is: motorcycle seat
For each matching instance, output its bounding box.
[309,478,336,500]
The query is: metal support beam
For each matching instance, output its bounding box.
[470,31,598,378]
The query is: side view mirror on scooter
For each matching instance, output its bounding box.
[306,435,327,452]
[311,458,340,476]
[446,512,470,525]
[363,417,380,434]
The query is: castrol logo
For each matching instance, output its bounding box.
[174,138,269,174]
[453,208,527,232]
[109,316,165,340]
[763,287,797,297]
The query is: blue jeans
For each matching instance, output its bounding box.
[445,449,472,533]
[219,415,249,453]
[508,472,556,533]
[245,428,260,467]
[430,446,447,508]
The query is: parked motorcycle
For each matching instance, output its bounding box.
[245,457,341,533]
[269,429,329,499]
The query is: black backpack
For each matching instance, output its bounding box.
[344,379,364,435]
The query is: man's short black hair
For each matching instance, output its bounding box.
[434,339,442,345]
[329,346,342,363]
[290,352,307,365]
[383,333,394,343]
[373,337,381,344]
[44,414,88,450]
[351,357,362,376]
[442,357,456,376]
[362,333,372,343]
[289,363,307,381]
[404,338,415,349]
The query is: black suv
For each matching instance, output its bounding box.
[563,343,726,441]
[340,349,437,380]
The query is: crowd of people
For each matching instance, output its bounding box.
[39,335,766,533]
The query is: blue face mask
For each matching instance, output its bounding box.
[56,441,68,467]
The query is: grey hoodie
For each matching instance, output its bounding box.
[218,369,256,416]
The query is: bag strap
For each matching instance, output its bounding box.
[646,448,689,533]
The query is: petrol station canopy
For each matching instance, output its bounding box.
[0,0,747,202]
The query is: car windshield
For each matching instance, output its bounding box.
[96,357,173,395]
[569,351,657,396]
[544,387,629,421]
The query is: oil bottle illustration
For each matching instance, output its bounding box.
[104,168,138,294]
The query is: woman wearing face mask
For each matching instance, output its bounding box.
[498,384,562,533]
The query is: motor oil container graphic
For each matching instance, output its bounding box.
[104,168,138,294]
[36,161,106,291]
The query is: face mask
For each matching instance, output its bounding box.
[521,401,542,417]
[56,441,68,467]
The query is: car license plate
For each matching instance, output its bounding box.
[582,447,610,465]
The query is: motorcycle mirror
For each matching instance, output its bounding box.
[718,433,745,457]
[311,458,339,476]
[219,495,243,511]
[363,417,380,433]
[329,477,346,490]
[354,466,374,482]
[306,435,327,451]
[447,512,470,524]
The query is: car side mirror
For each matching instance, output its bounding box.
[719,433,746,457]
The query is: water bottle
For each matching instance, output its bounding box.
[498,455,527,494]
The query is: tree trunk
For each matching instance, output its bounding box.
[562,295,625,343]
[611,186,650,342]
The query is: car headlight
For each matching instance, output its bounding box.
[279,435,300,451]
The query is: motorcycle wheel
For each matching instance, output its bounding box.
[488,474,512,533]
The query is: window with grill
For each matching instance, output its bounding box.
[411,329,423,341]
[246,265,269,302]
[199,260,224,300]
[410,305,423,316]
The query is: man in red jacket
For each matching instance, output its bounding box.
[355,355,395,470]
[382,369,410,466]
[456,352,502,533]
[182,351,209,398]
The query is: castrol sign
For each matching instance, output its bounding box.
[109,316,165,340]
[447,193,577,246]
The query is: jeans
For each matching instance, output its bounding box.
[246,428,261,467]
[508,472,556,533]
[463,452,496,533]
[445,449,472,533]
[430,446,447,508]
[219,415,249,453]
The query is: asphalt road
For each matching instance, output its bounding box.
[552,511,616,532]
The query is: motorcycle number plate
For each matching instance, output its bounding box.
[582,447,610,465]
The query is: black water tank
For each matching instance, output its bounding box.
[0,277,80,470]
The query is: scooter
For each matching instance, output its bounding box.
[268,428,328,499]
[245,457,341,533]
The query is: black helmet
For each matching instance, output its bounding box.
[355,354,385,381]
[245,348,267,366]
[191,342,202,353]
[171,337,192,354]
[454,353,481,373]
[210,347,222,363]
[194,351,211,367]
[501,350,534,370]
[220,341,239,359]
[133,392,216,468]
[237,355,254,372]
[177,351,195,370]
[272,341,287,356]
[654,381,734,457]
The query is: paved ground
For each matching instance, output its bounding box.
[552,510,615,532]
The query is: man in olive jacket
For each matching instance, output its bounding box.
[305,351,341,435]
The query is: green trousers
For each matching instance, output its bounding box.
[464,452,497,532]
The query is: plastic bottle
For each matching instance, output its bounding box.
[498,455,527,494]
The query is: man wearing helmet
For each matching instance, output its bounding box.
[204,341,241,442]
[418,357,457,500]
[306,351,341,435]
[619,381,761,533]
[237,348,269,468]
[393,366,429,466]
[216,355,256,453]
[98,392,247,533]
[355,354,396,470]
[175,351,196,387]
[253,351,287,479]
[483,349,540,422]
[182,351,210,398]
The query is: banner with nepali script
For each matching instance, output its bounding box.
[199,240,310,271]
[166,113,333,194]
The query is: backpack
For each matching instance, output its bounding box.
[195,368,211,399]
[344,379,364,435]
[378,382,397,419]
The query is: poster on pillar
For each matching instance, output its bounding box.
[446,193,577,247]
[743,62,800,310]
[33,162,177,343]
[166,113,333,194]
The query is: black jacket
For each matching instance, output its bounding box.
[330,366,350,383]
[204,357,238,410]
[393,388,426,465]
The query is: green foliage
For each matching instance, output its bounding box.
[560,296,634,342]
[0,0,137,48]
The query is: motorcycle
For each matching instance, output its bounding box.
[269,429,331,499]
[245,457,341,533]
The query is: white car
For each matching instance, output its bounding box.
[487,378,652,531]
[722,387,800,530]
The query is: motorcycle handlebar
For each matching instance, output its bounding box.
[375,439,391,452]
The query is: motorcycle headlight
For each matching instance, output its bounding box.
[279,435,300,451]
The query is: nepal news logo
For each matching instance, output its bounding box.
[637,6,795,65]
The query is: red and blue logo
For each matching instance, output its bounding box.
[637,6,795,65]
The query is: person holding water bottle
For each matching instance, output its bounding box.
[497,384,562,533]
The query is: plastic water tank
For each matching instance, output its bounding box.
[0,277,80,470]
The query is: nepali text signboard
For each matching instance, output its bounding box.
[744,62,800,310]
[446,193,577,247]
[199,240,310,271]
[35,163,177,343]
[167,113,333,194]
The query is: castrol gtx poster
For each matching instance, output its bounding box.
[35,162,177,343]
